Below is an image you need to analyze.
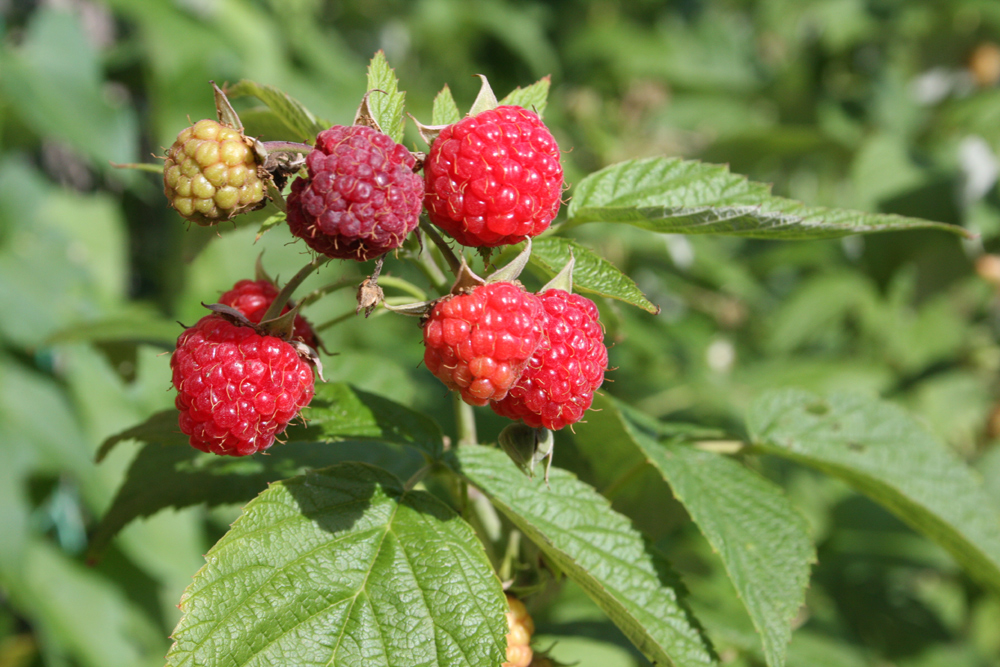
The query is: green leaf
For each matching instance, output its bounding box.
[255,211,286,241]
[166,463,507,667]
[46,309,180,350]
[567,158,971,239]
[225,79,329,143]
[87,438,426,562]
[445,444,717,667]
[587,396,815,667]
[366,50,406,143]
[531,237,659,313]
[499,76,551,117]
[431,84,462,126]
[747,389,1000,595]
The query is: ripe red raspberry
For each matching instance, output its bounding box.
[491,290,607,430]
[423,282,544,406]
[171,315,315,456]
[424,105,563,247]
[504,595,534,667]
[163,119,265,225]
[286,125,423,261]
[219,279,319,349]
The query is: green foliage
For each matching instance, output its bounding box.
[3,2,1000,667]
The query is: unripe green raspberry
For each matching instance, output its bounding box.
[163,119,265,225]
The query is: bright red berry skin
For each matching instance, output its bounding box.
[424,105,563,247]
[171,315,315,456]
[423,282,544,406]
[491,290,607,430]
[219,279,319,349]
[286,125,423,261]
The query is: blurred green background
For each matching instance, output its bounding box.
[3,0,1000,665]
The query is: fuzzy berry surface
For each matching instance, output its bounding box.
[286,125,423,261]
[424,105,563,247]
[503,595,534,667]
[163,119,264,225]
[423,282,544,406]
[492,290,608,430]
[219,279,319,349]
[171,315,314,456]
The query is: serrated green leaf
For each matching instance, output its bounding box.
[445,445,717,667]
[531,237,659,313]
[166,463,507,667]
[225,80,329,143]
[366,51,406,143]
[256,211,286,241]
[499,76,551,117]
[431,84,462,126]
[747,389,1000,595]
[87,438,426,561]
[567,158,971,239]
[584,396,815,667]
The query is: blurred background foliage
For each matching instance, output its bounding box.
[2,0,1000,665]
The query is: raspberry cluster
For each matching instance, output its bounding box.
[492,290,608,431]
[286,125,424,260]
[163,119,265,225]
[171,315,315,456]
[422,282,544,406]
[503,595,535,667]
[424,105,564,247]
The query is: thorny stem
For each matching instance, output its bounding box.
[419,218,463,276]
[261,255,331,322]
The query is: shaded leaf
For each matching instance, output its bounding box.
[366,50,406,143]
[225,80,328,143]
[587,396,815,667]
[166,463,507,667]
[47,310,180,350]
[531,237,659,313]
[567,158,971,239]
[445,444,717,667]
[499,76,551,117]
[747,389,1000,595]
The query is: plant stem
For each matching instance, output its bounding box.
[261,255,330,321]
[454,393,478,447]
[377,276,427,301]
[314,310,357,332]
[419,218,463,276]
[297,277,358,307]
[412,240,450,296]
[403,464,431,491]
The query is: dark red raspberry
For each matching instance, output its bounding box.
[171,315,315,456]
[491,290,607,430]
[424,105,563,247]
[219,279,319,349]
[286,125,423,261]
[423,282,544,406]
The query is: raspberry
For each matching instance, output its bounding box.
[170,315,315,456]
[423,282,544,406]
[503,595,534,667]
[163,119,265,225]
[491,290,607,430]
[286,125,423,261]
[424,105,563,247]
[219,279,319,349]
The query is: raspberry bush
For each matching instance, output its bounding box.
[10,15,1000,667]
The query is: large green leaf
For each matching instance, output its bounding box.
[225,79,329,143]
[584,396,814,667]
[166,463,507,667]
[445,445,717,667]
[365,50,406,143]
[747,389,1000,595]
[530,236,659,313]
[567,158,970,239]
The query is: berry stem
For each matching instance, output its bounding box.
[261,255,331,322]
[419,218,463,276]
[297,276,360,307]
[314,309,361,332]
[454,392,478,447]
[259,140,315,155]
[410,237,450,295]
[376,276,428,301]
